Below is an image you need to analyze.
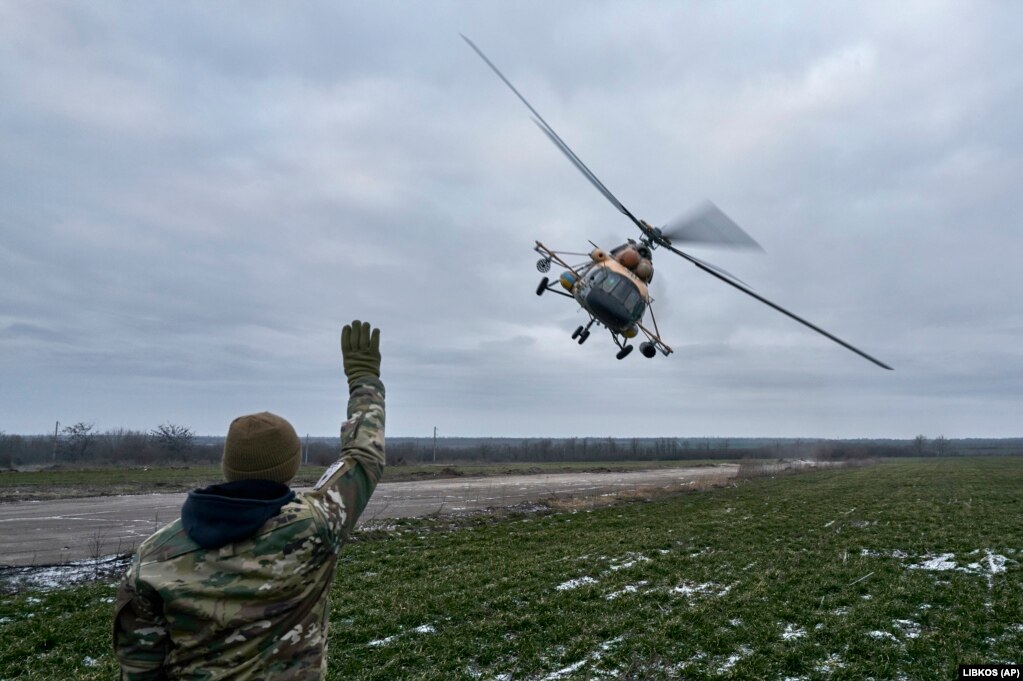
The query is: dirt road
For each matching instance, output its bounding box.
[0,465,735,566]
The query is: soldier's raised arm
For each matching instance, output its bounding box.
[306,320,385,548]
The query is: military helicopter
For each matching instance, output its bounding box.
[463,35,892,369]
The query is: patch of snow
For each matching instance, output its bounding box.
[868,630,898,641]
[413,624,435,634]
[608,554,651,571]
[728,618,743,627]
[540,637,622,681]
[541,659,587,680]
[672,582,716,597]
[966,550,1009,586]
[556,576,598,591]
[815,653,846,673]
[82,656,99,667]
[681,651,707,668]
[909,553,958,571]
[367,634,398,647]
[831,607,849,616]
[782,623,806,640]
[669,580,734,600]
[823,520,835,528]
[908,549,1013,589]
[717,645,752,673]
[0,554,129,593]
[862,594,873,600]
[606,581,649,600]
[893,619,921,639]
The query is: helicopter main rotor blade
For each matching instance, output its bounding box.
[659,201,762,250]
[530,120,643,227]
[461,34,647,233]
[682,251,754,289]
[664,243,893,370]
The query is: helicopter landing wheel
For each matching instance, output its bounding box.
[616,344,634,360]
[571,325,583,340]
[640,342,657,358]
[578,329,591,345]
[536,277,549,296]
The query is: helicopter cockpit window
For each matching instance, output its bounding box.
[624,289,644,318]
[589,268,607,286]
[600,272,620,293]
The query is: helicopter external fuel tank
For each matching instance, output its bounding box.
[616,246,640,269]
[634,259,653,282]
[559,271,576,291]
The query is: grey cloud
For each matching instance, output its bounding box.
[1,2,1020,438]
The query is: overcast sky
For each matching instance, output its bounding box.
[2,1,1021,439]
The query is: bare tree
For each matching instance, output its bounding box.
[59,422,96,461]
[151,423,194,457]
[913,435,928,457]
[933,435,950,457]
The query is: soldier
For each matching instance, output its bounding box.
[114,320,385,680]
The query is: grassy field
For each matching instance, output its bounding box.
[1,457,1020,679]
[0,459,723,502]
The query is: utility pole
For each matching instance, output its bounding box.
[52,420,59,464]
[50,419,60,462]
[304,434,309,464]
[432,426,437,464]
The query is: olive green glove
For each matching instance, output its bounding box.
[341,319,381,390]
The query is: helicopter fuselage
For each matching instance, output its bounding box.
[571,257,649,336]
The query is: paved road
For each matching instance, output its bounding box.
[0,465,736,567]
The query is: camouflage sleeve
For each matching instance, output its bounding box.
[113,554,170,680]
[307,375,385,548]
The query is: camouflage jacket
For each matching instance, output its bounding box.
[114,376,385,680]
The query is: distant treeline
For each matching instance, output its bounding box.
[1,425,1020,468]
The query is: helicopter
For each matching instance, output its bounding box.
[462,35,892,370]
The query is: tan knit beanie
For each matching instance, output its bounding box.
[222,412,301,484]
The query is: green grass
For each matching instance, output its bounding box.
[0,459,723,501]
[1,457,1021,679]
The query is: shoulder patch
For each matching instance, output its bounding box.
[314,460,345,490]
